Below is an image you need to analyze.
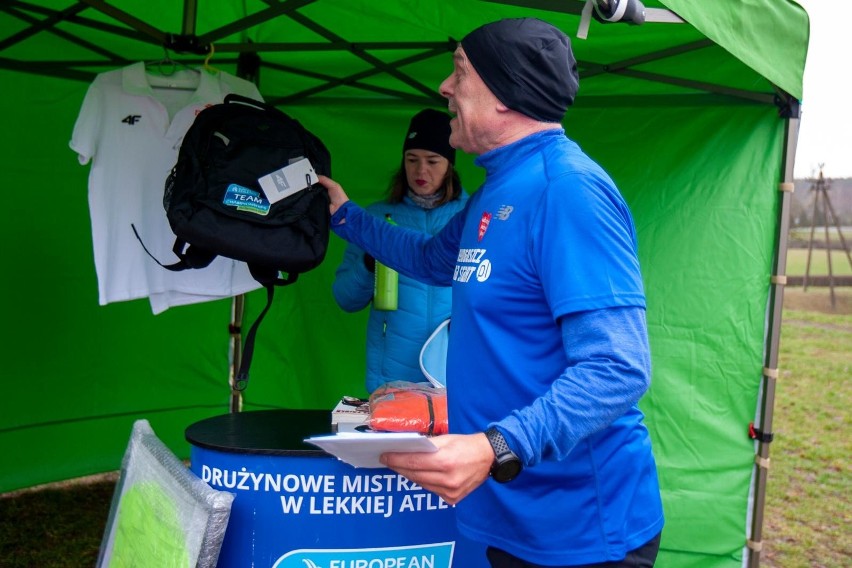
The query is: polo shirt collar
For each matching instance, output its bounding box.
[121,61,222,102]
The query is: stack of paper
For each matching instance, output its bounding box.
[305,432,438,468]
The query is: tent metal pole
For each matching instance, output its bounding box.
[229,294,246,413]
[746,93,800,567]
[78,0,166,44]
[225,22,257,414]
[198,0,317,46]
[182,0,197,36]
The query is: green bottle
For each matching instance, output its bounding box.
[373,214,398,311]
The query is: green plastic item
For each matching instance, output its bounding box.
[374,214,399,311]
[109,481,190,568]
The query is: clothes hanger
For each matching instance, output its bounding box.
[202,43,220,75]
[145,46,191,76]
[145,46,200,91]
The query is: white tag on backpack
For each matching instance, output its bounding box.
[258,157,318,204]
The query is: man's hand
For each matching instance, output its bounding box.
[317,174,349,217]
[380,433,495,505]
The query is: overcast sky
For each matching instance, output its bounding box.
[792,0,851,180]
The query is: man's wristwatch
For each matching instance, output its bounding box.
[485,427,522,483]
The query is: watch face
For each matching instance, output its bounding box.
[492,458,522,483]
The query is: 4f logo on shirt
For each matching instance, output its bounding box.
[121,114,141,125]
[478,211,492,241]
[497,205,514,221]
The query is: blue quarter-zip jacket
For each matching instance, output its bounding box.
[332,192,468,393]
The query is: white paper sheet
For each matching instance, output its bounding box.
[304,432,438,468]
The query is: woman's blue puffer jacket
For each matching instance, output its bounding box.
[332,192,467,393]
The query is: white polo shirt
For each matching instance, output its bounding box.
[70,62,264,313]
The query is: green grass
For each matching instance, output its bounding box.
[787,226,852,277]
[786,248,852,277]
[0,289,849,567]
[788,227,852,242]
[761,288,851,567]
[0,475,116,567]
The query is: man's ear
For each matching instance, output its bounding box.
[489,90,509,114]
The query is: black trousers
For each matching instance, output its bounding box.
[486,533,661,568]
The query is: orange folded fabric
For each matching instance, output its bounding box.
[368,381,448,435]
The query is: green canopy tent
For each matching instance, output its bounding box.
[0,1,809,566]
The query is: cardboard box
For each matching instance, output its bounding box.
[331,397,371,433]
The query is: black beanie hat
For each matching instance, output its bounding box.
[461,18,579,123]
[402,109,456,164]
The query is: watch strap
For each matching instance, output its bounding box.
[485,427,512,457]
[485,427,522,482]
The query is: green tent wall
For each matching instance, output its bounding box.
[0,1,809,566]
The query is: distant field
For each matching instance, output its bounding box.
[786,248,852,277]
[789,227,852,242]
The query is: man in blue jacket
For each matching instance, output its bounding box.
[319,17,663,568]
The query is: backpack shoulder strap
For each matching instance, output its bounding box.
[233,265,300,391]
[234,284,274,392]
[131,224,216,272]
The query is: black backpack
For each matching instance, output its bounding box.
[142,93,332,391]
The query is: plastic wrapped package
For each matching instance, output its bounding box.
[97,419,235,568]
[369,381,448,435]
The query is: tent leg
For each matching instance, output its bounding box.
[746,98,800,567]
[225,27,256,415]
[229,294,245,413]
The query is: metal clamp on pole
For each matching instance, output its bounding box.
[165,33,210,55]
[749,422,775,444]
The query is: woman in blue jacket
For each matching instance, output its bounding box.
[332,109,467,393]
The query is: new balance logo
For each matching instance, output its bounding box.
[496,205,514,221]
[121,114,141,125]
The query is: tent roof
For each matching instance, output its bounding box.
[1,0,808,107]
